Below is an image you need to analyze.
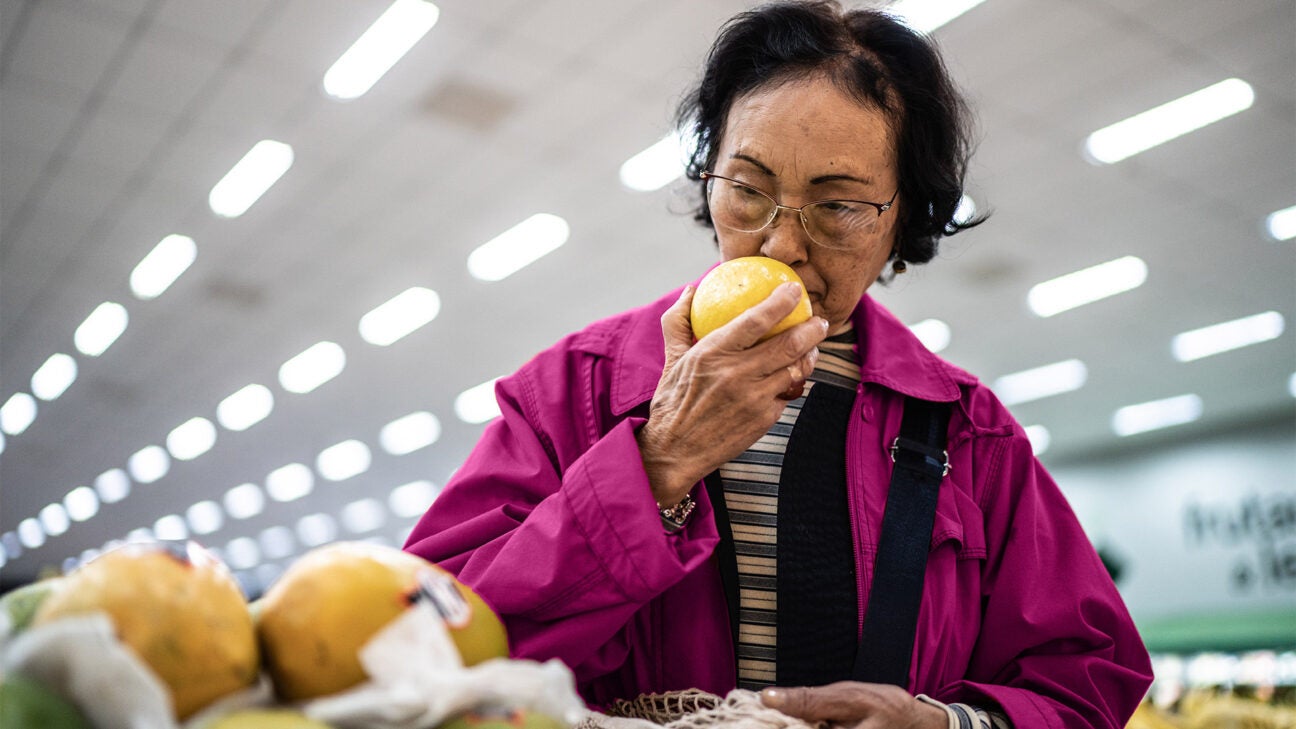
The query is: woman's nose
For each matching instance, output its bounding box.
[760,207,811,266]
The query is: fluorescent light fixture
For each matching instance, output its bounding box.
[127,445,170,484]
[1112,393,1202,436]
[0,432,4,455]
[888,0,987,32]
[359,287,441,346]
[224,536,261,570]
[455,378,502,424]
[323,0,440,100]
[40,503,70,537]
[1023,424,1051,456]
[126,527,154,544]
[1172,311,1284,362]
[380,411,441,455]
[18,518,45,549]
[75,302,128,356]
[342,497,386,533]
[467,213,570,282]
[389,479,438,518]
[1,392,37,435]
[1267,205,1296,241]
[620,132,688,192]
[166,416,217,461]
[31,353,77,401]
[259,525,296,560]
[993,359,1088,406]
[1290,372,1296,399]
[94,468,131,504]
[209,140,294,218]
[1084,78,1254,164]
[64,486,100,522]
[186,500,224,535]
[217,384,274,431]
[297,513,339,548]
[224,482,266,520]
[278,341,346,394]
[266,463,314,502]
[153,514,189,541]
[131,234,196,300]
[909,318,951,353]
[1027,256,1148,317]
[316,439,372,481]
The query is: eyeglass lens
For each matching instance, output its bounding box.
[707,177,881,247]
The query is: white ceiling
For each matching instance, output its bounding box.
[1,0,1293,590]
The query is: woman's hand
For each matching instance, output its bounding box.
[760,682,948,729]
[636,283,828,507]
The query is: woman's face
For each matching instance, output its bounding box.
[711,75,900,336]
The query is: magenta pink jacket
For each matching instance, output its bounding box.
[405,286,1153,727]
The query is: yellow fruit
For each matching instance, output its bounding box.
[690,256,812,341]
[32,541,258,720]
[438,707,566,729]
[257,542,509,701]
[200,708,334,729]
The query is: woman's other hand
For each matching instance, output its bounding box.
[761,682,948,728]
[636,282,828,507]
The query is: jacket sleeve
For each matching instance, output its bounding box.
[935,429,1154,728]
[402,361,718,683]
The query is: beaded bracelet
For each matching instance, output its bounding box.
[658,492,697,532]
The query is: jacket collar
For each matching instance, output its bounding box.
[607,287,970,416]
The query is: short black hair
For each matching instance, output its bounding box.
[676,0,984,270]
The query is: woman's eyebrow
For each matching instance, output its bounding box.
[729,153,775,175]
[810,173,875,186]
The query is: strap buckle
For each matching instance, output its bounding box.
[889,437,951,477]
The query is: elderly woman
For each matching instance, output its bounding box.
[405,2,1152,727]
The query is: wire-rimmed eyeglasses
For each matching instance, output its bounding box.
[702,171,896,250]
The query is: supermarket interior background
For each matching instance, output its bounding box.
[1,0,1294,706]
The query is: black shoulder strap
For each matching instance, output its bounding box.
[852,396,953,687]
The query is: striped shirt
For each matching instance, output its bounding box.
[719,328,1011,728]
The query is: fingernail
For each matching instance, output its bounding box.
[761,687,784,707]
[782,282,802,297]
[819,318,829,333]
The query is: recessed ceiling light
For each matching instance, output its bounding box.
[316,439,372,482]
[620,132,687,192]
[992,359,1088,406]
[186,500,224,536]
[64,486,100,522]
[224,536,261,570]
[359,287,441,346]
[94,468,131,504]
[39,503,70,537]
[342,498,386,534]
[467,213,570,282]
[889,0,987,32]
[455,378,502,424]
[153,514,189,541]
[297,513,339,548]
[1112,394,1202,436]
[31,353,78,401]
[217,384,274,431]
[1171,311,1284,362]
[209,140,294,218]
[18,517,45,549]
[127,445,170,484]
[1289,372,1296,398]
[323,0,440,100]
[908,318,951,353]
[166,416,217,461]
[131,234,196,300]
[1028,256,1148,317]
[224,482,266,520]
[266,463,314,503]
[380,411,441,455]
[278,342,346,394]
[389,480,439,519]
[75,302,128,357]
[1023,424,1051,455]
[259,525,296,560]
[1084,78,1254,164]
[0,392,38,436]
[1265,204,1296,241]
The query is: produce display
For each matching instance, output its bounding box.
[0,539,568,729]
[689,256,812,341]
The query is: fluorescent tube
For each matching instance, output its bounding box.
[1084,79,1254,164]
[909,318,951,353]
[209,140,294,218]
[359,287,440,346]
[455,378,502,423]
[278,341,346,394]
[31,353,78,401]
[620,132,688,192]
[1028,256,1148,317]
[1171,311,1284,362]
[993,359,1088,405]
[75,302,128,356]
[468,213,570,282]
[166,417,217,461]
[266,463,314,502]
[316,439,372,481]
[380,411,441,455]
[217,384,274,431]
[323,0,440,100]
[1266,205,1296,241]
[1112,394,1202,436]
[131,234,196,299]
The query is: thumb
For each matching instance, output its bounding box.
[761,686,815,716]
[660,285,696,365]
